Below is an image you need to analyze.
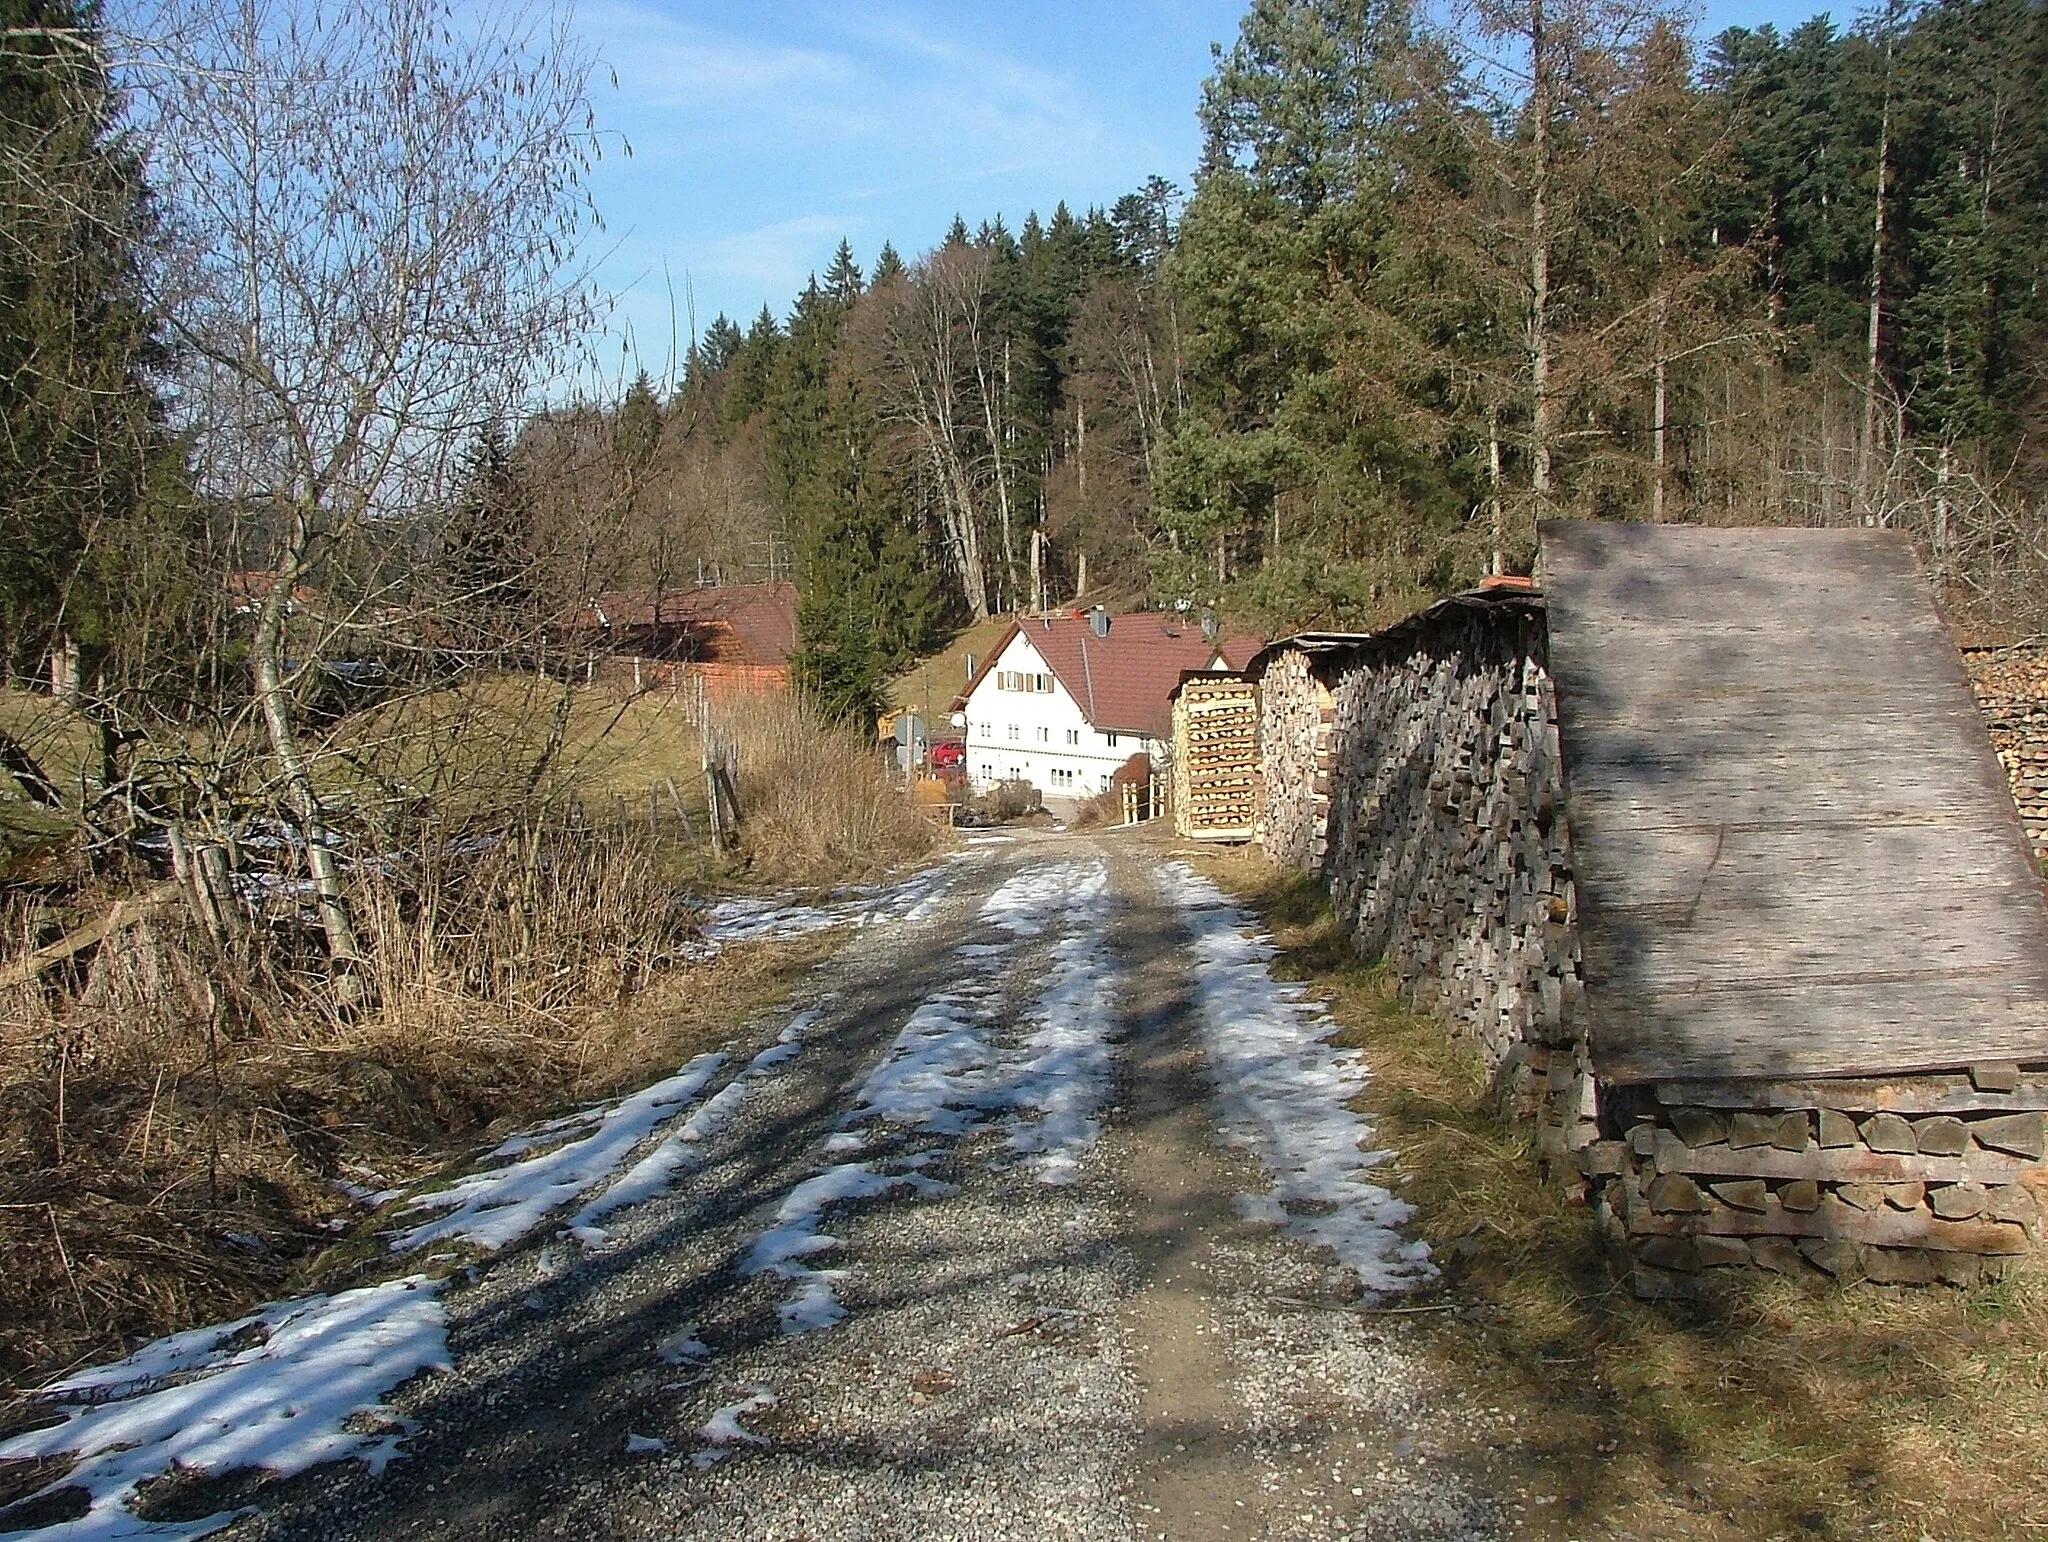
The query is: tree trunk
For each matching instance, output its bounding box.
[1488,402,1505,575]
[1652,290,1669,523]
[1528,0,1554,508]
[1857,43,1892,520]
[251,502,364,998]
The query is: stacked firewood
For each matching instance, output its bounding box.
[1584,1078,2048,1295]
[1254,647,1336,869]
[1965,644,2048,865]
[1171,674,1260,841]
[1308,600,1589,1161]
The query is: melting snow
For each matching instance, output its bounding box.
[1165,863,1435,1296]
[742,858,1122,1333]
[738,1162,942,1334]
[0,1277,449,1541]
[392,1054,727,1253]
[692,1389,777,1465]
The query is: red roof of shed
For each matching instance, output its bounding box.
[571,582,797,667]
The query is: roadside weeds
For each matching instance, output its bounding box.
[1192,844,2048,1542]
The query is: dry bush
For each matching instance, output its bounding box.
[0,814,815,1391]
[973,779,1043,823]
[1067,789,1119,830]
[709,690,939,881]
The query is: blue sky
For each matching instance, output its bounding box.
[579,0,1841,387]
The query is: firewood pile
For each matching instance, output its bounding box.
[1170,673,1260,842]
[1254,646,1337,868]
[1253,593,1591,1163]
[1251,556,2048,1295]
[1583,1076,2047,1294]
[1965,644,2048,866]
[1316,600,1584,1146]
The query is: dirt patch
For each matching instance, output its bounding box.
[1193,843,2048,1542]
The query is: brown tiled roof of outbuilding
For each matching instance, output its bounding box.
[955,612,1262,738]
[570,582,797,667]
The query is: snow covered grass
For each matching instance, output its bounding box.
[0,1277,448,1541]
[1163,862,1434,1297]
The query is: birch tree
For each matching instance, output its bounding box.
[130,0,599,990]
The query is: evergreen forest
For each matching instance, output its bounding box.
[4,0,2047,730]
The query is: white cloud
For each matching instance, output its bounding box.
[701,212,859,292]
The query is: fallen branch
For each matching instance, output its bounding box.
[0,880,181,990]
[1268,1294,1460,1316]
[0,725,63,808]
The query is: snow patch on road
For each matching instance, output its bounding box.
[692,1389,777,1466]
[739,1162,945,1334]
[0,1277,448,1541]
[1165,863,1435,1295]
[392,1054,727,1253]
[743,858,1123,1333]
[850,859,1119,1180]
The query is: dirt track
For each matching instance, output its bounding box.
[145,833,1511,1540]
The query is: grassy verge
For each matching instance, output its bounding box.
[1,679,941,1391]
[1192,844,2048,1542]
[0,919,839,1394]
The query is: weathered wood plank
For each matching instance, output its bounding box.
[1539,520,2048,1084]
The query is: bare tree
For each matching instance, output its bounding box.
[128,0,600,988]
[863,245,997,620]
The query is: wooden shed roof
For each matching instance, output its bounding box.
[1539,520,2048,1084]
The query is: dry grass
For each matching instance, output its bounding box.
[0,831,837,1391]
[711,690,939,882]
[0,681,946,1391]
[883,615,1013,715]
[1192,844,2048,1542]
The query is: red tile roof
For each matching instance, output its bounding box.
[571,582,797,667]
[955,612,1263,738]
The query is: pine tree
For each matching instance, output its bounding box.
[0,0,171,679]
[823,239,863,304]
[870,243,907,287]
[442,421,532,658]
[615,370,663,471]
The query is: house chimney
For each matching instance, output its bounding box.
[1089,607,1110,638]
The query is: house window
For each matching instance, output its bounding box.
[1065,729,1080,745]
[1008,724,1019,740]
[1035,673,1053,693]
[1105,732,1119,748]
[1036,727,1050,743]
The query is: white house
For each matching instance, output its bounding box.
[951,611,1260,805]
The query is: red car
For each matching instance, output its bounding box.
[929,740,965,770]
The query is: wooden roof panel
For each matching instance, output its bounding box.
[1538,520,2048,1083]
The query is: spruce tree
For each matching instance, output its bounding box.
[0,0,170,679]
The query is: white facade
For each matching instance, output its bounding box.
[959,631,1152,800]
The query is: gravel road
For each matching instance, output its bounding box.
[176,833,1510,1541]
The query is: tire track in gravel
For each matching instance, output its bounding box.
[1100,839,1503,1542]
[105,832,1512,1542]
